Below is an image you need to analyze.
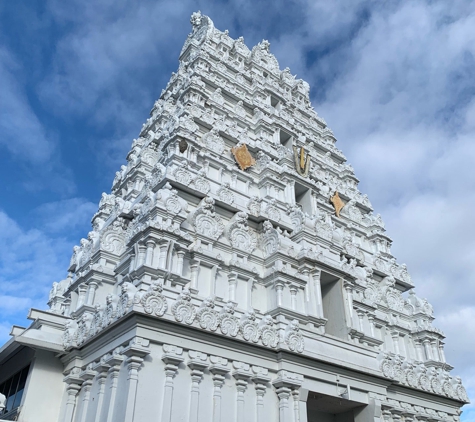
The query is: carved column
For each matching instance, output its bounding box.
[209,356,230,422]
[121,338,150,422]
[63,369,83,422]
[252,367,270,422]
[105,350,124,422]
[367,314,376,337]
[414,340,424,361]
[190,259,201,293]
[161,345,184,422]
[145,240,156,267]
[291,389,300,422]
[310,269,323,317]
[356,310,366,333]
[77,284,88,309]
[137,244,147,268]
[228,272,238,302]
[158,242,169,269]
[94,362,110,422]
[438,343,447,363]
[78,368,96,422]
[431,341,439,361]
[275,281,284,308]
[272,371,303,422]
[289,285,298,311]
[176,250,186,276]
[391,332,400,355]
[422,339,433,360]
[233,362,252,422]
[187,351,208,422]
[129,251,136,274]
[86,282,98,306]
[343,280,355,328]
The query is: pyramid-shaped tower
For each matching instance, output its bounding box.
[0,12,468,422]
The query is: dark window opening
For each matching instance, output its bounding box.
[294,183,312,215]
[320,272,347,340]
[279,129,292,148]
[0,364,30,418]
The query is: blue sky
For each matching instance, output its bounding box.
[1,0,475,419]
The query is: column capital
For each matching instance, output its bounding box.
[272,370,303,390]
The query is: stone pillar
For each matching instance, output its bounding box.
[252,367,270,422]
[291,389,300,422]
[209,356,230,422]
[343,280,355,327]
[272,371,303,422]
[187,351,208,422]
[289,285,298,311]
[414,340,424,361]
[78,368,96,422]
[232,362,252,422]
[161,345,184,422]
[228,272,238,302]
[121,338,150,422]
[438,343,447,363]
[137,244,147,268]
[391,332,400,355]
[431,341,439,361]
[129,252,136,274]
[86,282,98,306]
[159,242,169,269]
[356,310,365,333]
[176,250,186,276]
[275,281,284,308]
[367,314,376,337]
[77,284,88,309]
[145,240,156,267]
[311,269,323,317]
[63,368,83,422]
[190,259,201,293]
[105,350,124,422]
[422,339,433,360]
[93,368,109,422]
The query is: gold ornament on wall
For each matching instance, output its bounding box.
[293,146,310,177]
[330,191,345,217]
[231,144,256,171]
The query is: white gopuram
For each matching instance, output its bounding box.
[0,12,469,422]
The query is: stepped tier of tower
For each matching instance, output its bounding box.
[7,11,465,422]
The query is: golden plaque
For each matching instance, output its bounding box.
[231,144,256,171]
[293,146,310,177]
[330,191,345,217]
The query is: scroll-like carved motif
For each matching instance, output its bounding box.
[330,191,345,218]
[247,195,262,216]
[90,304,104,336]
[226,211,257,252]
[173,164,192,186]
[76,313,93,345]
[101,218,127,256]
[217,182,235,205]
[197,297,220,331]
[284,319,304,353]
[103,294,119,326]
[259,221,280,258]
[63,320,78,349]
[172,290,196,324]
[141,281,168,317]
[286,204,305,233]
[231,144,255,171]
[190,196,225,240]
[263,198,280,222]
[240,311,259,342]
[117,282,138,317]
[219,302,239,337]
[202,129,225,155]
[259,315,278,348]
[191,169,210,194]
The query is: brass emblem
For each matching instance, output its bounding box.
[330,191,345,218]
[231,144,256,171]
[293,146,310,177]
